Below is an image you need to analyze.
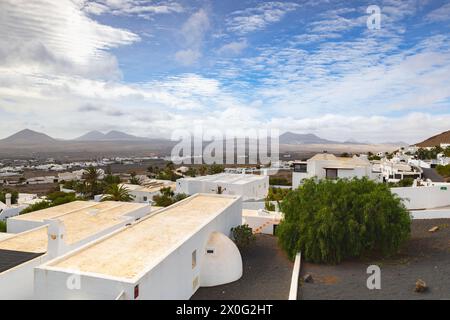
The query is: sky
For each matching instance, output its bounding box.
[0,0,449,143]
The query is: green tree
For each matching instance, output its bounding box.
[277,178,411,264]
[129,172,142,185]
[231,224,255,248]
[0,189,19,204]
[265,200,275,211]
[186,167,197,177]
[208,163,225,175]
[198,165,208,176]
[102,184,134,202]
[82,166,102,198]
[153,187,188,207]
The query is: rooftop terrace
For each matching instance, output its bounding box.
[47,194,240,280]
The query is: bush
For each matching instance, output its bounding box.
[20,201,52,214]
[277,178,411,264]
[0,220,6,232]
[267,187,290,201]
[388,178,414,188]
[231,224,255,248]
[0,189,19,204]
[20,192,78,214]
[265,200,275,211]
[153,187,189,207]
[269,176,290,186]
[436,164,450,178]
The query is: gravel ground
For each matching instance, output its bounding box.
[192,234,294,300]
[299,219,450,300]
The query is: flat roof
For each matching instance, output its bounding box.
[120,182,176,193]
[0,226,48,253]
[181,173,267,185]
[10,201,98,222]
[48,194,240,280]
[0,201,152,253]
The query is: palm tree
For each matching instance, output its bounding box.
[102,184,134,202]
[83,166,101,198]
[84,166,100,184]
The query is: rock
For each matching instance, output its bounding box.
[415,279,427,293]
[428,226,439,233]
[303,274,313,283]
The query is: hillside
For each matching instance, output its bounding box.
[415,130,450,147]
[0,129,57,144]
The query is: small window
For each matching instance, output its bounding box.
[143,196,148,201]
[206,248,214,254]
[134,285,139,299]
[192,250,197,268]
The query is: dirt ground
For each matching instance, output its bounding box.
[299,219,450,300]
[192,234,294,300]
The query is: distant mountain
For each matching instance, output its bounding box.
[415,130,450,148]
[75,130,148,141]
[279,132,338,144]
[0,129,56,144]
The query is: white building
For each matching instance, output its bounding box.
[119,180,176,203]
[0,193,40,221]
[176,173,269,201]
[292,153,377,188]
[380,160,422,183]
[0,201,153,299]
[242,209,282,235]
[34,194,243,300]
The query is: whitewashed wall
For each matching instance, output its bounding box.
[0,255,48,300]
[392,185,450,210]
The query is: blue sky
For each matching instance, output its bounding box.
[0,0,449,143]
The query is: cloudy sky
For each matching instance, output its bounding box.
[0,0,449,143]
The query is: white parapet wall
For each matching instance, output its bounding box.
[391,185,450,210]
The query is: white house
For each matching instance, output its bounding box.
[34,194,243,300]
[176,173,269,201]
[292,153,377,188]
[0,201,153,299]
[119,180,176,203]
[0,193,40,221]
[379,160,422,183]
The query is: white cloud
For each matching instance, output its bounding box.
[174,9,210,65]
[226,2,299,34]
[0,0,140,79]
[217,39,248,56]
[80,0,184,18]
[426,2,450,22]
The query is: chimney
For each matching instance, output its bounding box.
[46,219,67,258]
[5,193,11,207]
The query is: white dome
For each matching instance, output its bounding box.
[200,231,243,287]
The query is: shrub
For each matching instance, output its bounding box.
[153,188,189,207]
[0,220,6,233]
[265,200,275,211]
[269,176,290,186]
[436,164,450,178]
[231,224,255,248]
[0,189,19,204]
[267,187,291,201]
[20,201,52,214]
[277,178,411,264]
